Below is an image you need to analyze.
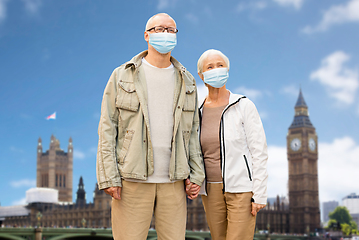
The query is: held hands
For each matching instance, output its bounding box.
[104,186,122,200]
[251,202,266,216]
[185,179,200,200]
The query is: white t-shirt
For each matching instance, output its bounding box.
[137,58,175,183]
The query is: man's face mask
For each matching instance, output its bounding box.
[149,33,177,54]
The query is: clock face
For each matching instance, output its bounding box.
[309,138,316,151]
[291,138,301,151]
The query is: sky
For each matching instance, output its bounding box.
[0,0,358,216]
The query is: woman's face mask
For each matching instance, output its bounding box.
[203,67,229,88]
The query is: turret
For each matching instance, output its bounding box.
[68,137,73,155]
[76,176,86,206]
[37,137,42,156]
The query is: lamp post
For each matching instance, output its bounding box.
[81,218,87,228]
[266,223,270,240]
[36,211,42,228]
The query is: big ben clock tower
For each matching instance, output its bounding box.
[287,90,320,234]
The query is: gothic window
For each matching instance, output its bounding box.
[59,175,62,187]
[56,174,58,187]
[63,175,66,187]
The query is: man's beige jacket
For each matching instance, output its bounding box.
[96,51,205,190]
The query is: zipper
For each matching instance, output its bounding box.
[219,96,246,193]
[243,155,252,181]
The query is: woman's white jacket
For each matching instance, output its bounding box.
[199,91,268,204]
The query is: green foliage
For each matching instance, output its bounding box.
[327,219,339,230]
[341,223,351,236]
[329,206,352,225]
[351,220,358,230]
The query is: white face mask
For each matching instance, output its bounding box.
[203,68,229,88]
[149,33,177,54]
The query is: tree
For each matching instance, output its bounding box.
[341,223,351,236]
[329,206,352,225]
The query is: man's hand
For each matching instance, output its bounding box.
[185,179,200,200]
[251,202,266,216]
[104,186,122,200]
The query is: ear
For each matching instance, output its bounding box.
[198,72,204,81]
[144,31,150,42]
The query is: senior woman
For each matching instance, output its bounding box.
[197,49,268,240]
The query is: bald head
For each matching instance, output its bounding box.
[145,13,176,31]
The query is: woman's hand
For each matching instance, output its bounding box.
[104,186,122,200]
[251,202,266,216]
[185,179,200,199]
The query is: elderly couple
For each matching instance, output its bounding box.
[96,13,268,240]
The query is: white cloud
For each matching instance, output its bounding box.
[93,112,100,120]
[157,0,177,10]
[197,83,207,104]
[281,85,299,96]
[185,13,199,25]
[302,0,359,34]
[73,147,97,160]
[318,136,359,202]
[267,145,288,198]
[74,149,86,160]
[89,147,97,155]
[0,0,8,23]
[272,0,303,10]
[10,179,36,188]
[0,0,41,24]
[310,51,358,105]
[10,146,24,153]
[236,1,268,12]
[12,197,26,206]
[234,86,263,101]
[21,0,42,14]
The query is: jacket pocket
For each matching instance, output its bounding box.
[243,155,252,181]
[182,130,191,159]
[183,86,196,112]
[116,80,139,112]
[118,130,135,164]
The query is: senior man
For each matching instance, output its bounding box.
[96,13,205,240]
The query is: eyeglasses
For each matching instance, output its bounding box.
[146,26,178,34]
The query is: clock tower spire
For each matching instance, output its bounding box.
[287,89,320,234]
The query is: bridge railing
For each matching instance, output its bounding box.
[0,227,311,240]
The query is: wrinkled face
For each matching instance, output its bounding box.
[200,54,227,80]
[144,15,177,42]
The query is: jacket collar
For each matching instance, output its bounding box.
[125,50,187,73]
[199,90,246,110]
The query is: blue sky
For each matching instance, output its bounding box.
[0,0,358,213]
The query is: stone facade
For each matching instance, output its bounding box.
[36,135,73,202]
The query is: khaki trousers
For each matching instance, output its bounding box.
[111,180,186,240]
[201,183,256,240]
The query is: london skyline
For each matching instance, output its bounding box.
[0,0,358,207]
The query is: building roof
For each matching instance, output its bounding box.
[289,89,314,129]
[26,188,59,204]
[295,89,307,108]
[0,205,30,218]
[343,193,359,200]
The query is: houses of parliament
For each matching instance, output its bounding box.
[0,90,321,234]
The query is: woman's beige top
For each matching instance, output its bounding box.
[200,104,227,183]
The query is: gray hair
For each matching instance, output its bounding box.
[145,13,176,31]
[197,49,230,74]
